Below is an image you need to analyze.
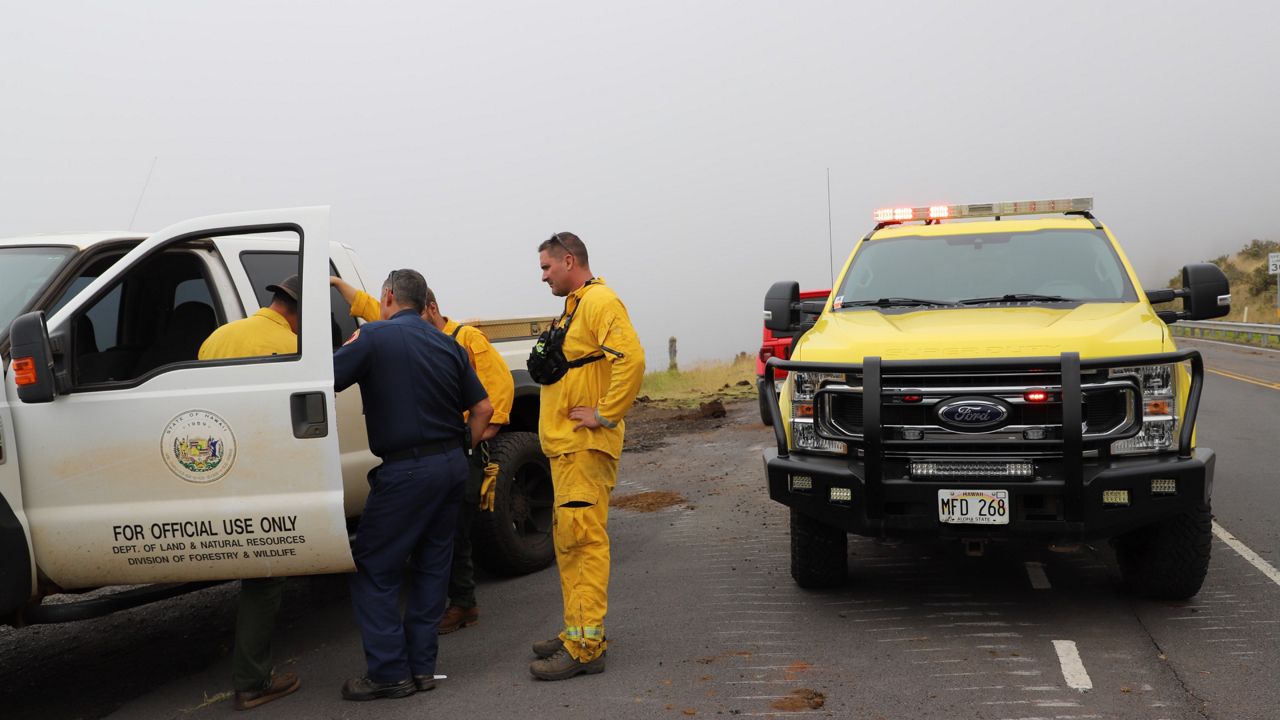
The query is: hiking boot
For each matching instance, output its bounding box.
[234,672,300,711]
[531,636,564,658]
[529,648,607,681]
[413,675,438,692]
[340,676,415,701]
[438,605,480,634]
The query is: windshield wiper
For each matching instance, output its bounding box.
[957,293,1075,305]
[842,297,949,308]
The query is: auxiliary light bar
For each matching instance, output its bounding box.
[873,197,1093,223]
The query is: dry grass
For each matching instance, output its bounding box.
[639,353,756,407]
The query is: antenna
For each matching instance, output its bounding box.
[128,156,158,230]
[826,168,834,288]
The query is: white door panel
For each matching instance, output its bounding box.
[0,400,37,601]
[14,207,354,588]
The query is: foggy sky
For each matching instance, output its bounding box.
[3,1,1278,364]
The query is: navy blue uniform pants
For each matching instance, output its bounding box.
[349,449,467,682]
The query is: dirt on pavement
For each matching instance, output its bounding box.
[610,491,687,512]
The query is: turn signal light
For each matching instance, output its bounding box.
[13,357,37,386]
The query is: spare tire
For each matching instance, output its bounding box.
[473,431,555,576]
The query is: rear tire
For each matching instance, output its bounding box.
[790,509,847,588]
[473,432,555,576]
[1113,504,1212,600]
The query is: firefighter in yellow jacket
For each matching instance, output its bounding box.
[527,232,644,681]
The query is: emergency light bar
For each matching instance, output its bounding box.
[873,197,1093,223]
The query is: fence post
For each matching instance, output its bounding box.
[668,336,678,372]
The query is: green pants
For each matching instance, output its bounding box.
[448,448,485,609]
[232,577,287,692]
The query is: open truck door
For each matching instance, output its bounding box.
[5,207,354,588]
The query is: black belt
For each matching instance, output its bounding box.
[382,439,463,462]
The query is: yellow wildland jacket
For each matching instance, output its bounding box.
[538,278,645,459]
[443,317,514,425]
[197,308,296,360]
[348,290,514,424]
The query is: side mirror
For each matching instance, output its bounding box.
[1181,263,1230,320]
[10,311,58,403]
[764,281,800,333]
[1145,263,1230,324]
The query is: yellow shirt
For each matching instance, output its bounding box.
[443,318,514,425]
[348,289,513,426]
[538,278,645,459]
[349,290,381,326]
[197,308,296,361]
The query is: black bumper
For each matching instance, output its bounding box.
[765,448,1214,541]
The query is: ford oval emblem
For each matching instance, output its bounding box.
[936,398,1010,430]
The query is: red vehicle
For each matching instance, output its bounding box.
[756,286,830,424]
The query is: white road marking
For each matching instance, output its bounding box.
[948,685,1006,690]
[1213,521,1280,588]
[1025,561,1052,590]
[1052,640,1093,692]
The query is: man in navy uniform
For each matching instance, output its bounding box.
[333,269,494,701]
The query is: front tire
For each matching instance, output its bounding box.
[1113,504,1212,600]
[790,509,848,589]
[757,378,775,426]
[473,432,555,576]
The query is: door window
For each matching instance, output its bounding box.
[240,252,357,349]
[71,249,226,387]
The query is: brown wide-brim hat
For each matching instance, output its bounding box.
[265,274,301,302]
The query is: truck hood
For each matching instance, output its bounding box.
[794,303,1169,363]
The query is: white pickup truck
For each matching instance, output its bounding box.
[0,207,555,626]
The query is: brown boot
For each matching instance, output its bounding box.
[438,605,480,634]
[530,648,607,681]
[234,672,300,711]
[531,636,564,658]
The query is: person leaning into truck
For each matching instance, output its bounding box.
[332,269,494,702]
[196,274,303,711]
[526,232,644,681]
[330,275,515,633]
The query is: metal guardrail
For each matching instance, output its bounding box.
[1172,319,1280,348]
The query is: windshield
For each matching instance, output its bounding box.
[0,246,75,332]
[835,229,1137,307]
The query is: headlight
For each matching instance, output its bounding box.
[789,372,848,455]
[1109,364,1179,455]
[790,418,848,455]
[791,371,847,402]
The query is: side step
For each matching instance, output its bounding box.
[23,581,222,625]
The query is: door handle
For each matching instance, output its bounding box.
[290,392,329,439]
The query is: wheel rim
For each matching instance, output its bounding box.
[508,460,554,538]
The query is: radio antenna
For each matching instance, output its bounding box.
[128,156,158,230]
[826,168,834,288]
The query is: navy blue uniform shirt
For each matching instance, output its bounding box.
[333,309,487,458]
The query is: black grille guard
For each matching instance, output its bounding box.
[765,350,1205,515]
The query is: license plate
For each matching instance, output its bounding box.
[938,489,1010,525]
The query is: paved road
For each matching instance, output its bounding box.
[1,338,1277,719]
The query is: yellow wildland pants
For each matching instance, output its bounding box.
[551,450,618,662]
